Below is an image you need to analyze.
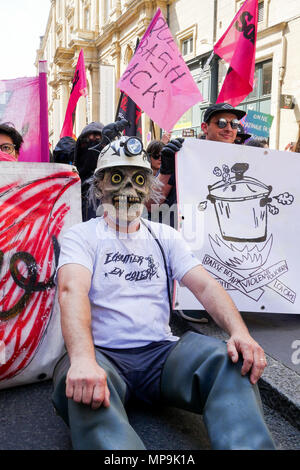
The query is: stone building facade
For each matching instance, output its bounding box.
[36,0,300,151]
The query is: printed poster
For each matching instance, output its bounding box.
[175,138,300,314]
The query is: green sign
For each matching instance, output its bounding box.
[243,110,274,138]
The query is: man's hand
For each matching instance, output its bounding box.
[226,333,267,385]
[66,359,110,410]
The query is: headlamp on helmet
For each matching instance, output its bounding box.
[94,136,152,174]
[121,137,143,157]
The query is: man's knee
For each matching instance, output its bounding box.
[52,350,127,426]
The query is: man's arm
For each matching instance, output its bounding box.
[58,264,110,409]
[181,265,267,385]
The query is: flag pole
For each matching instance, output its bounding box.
[38,60,49,162]
[86,95,90,125]
[198,51,215,81]
[150,120,156,140]
[115,38,140,122]
[115,91,124,122]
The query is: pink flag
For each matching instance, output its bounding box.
[214,0,258,106]
[117,9,203,132]
[60,49,88,138]
[0,75,48,162]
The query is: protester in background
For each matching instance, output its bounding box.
[53,136,76,165]
[201,103,246,143]
[292,138,300,153]
[284,141,295,152]
[161,131,172,145]
[146,140,164,176]
[245,139,268,148]
[73,122,104,221]
[0,123,23,161]
[197,132,206,139]
[290,129,300,153]
[235,124,251,145]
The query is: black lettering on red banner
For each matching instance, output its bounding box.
[71,70,79,94]
[235,11,255,44]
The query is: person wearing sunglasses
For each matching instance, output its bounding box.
[0,123,24,161]
[146,140,164,176]
[201,102,246,143]
[179,103,246,324]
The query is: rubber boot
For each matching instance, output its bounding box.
[161,331,276,450]
[52,349,146,450]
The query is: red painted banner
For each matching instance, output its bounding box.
[0,163,81,387]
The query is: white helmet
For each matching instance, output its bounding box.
[94,136,152,174]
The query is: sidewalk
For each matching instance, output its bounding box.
[172,311,300,431]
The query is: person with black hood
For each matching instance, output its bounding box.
[73,122,104,221]
[53,136,76,164]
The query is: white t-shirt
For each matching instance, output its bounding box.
[57,217,200,348]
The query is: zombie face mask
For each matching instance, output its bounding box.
[98,166,151,224]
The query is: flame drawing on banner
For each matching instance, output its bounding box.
[198,164,296,304]
[209,234,273,272]
[0,171,79,381]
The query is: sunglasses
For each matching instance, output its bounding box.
[212,118,240,129]
[150,153,161,160]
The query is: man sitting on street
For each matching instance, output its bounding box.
[52,132,275,451]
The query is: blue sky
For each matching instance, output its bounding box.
[0,0,50,80]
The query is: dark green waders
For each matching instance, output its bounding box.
[52,332,276,450]
[160,332,276,450]
[52,349,146,450]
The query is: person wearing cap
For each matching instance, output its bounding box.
[73,121,105,221]
[201,102,246,143]
[52,133,275,451]
[180,103,247,324]
[235,124,252,145]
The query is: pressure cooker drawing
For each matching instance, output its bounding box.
[207,163,272,242]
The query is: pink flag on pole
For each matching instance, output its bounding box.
[0,74,48,163]
[60,49,88,138]
[117,9,203,132]
[214,0,258,106]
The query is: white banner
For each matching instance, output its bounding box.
[175,138,300,314]
[0,163,81,389]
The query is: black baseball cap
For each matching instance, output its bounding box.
[236,123,251,141]
[203,103,246,123]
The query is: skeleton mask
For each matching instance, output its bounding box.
[98,166,151,224]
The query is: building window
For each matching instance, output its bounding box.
[182,37,193,56]
[239,59,272,114]
[258,1,264,23]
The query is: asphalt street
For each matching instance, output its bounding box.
[0,312,299,451]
